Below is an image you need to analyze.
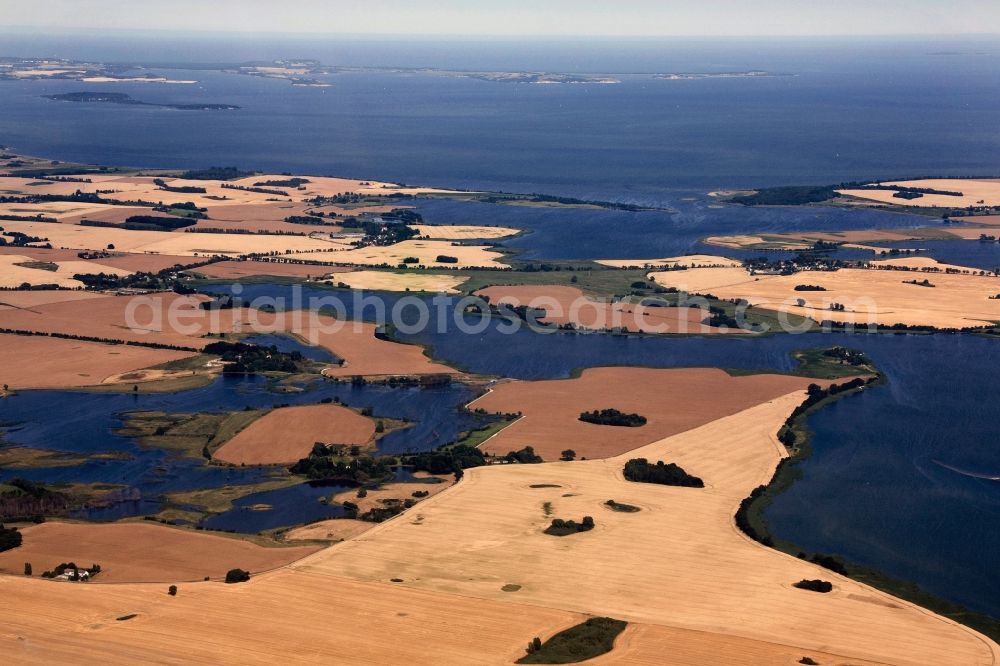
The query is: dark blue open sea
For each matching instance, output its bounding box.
[1,33,999,618]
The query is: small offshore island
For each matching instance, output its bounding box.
[44,92,240,111]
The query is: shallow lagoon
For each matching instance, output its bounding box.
[0,373,488,525]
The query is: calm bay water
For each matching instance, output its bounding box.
[1,34,999,200]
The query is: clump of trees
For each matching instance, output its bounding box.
[284,215,333,226]
[0,524,22,552]
[257,178,310,187]
[0,479,70,521]
[224,568,250,584]
[793,579,833,593]
[180,167,255,180]
[794,284,827,291]
[544,516,595,536]
[579,408,646,427]
[80,216,199,231]
[435,255,459,263]
[702,304,742,329]
[623,458,704,488]
[203,341,309,374]
[403,444,486,477]
[821,346,871,366]
[797,552,848,576]
[518,617,627,664]
[729,185,841,206]
[152,178,207,194]
[342,497,418,523]
[504,446,543,464]
[604,499,640,513]
[383,209,423,224]
[40,562,101,580]
[289,449,392,484]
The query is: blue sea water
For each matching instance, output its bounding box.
[1,33,999,618]
[1,33,999,200]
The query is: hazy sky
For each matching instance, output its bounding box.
[2,0,999,37]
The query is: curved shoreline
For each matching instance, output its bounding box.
[737,371,1000,642]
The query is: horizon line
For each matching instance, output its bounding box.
[1,26,1000,40]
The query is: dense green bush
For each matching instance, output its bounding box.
[622,458,704,488]
[518,617,627,664]
[505,446,543,464]
[0,525,22,553]
[579,409,646,427]
[544,516,595,537]
[225,568,250,584]
[793,579,833,593]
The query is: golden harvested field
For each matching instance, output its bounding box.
[475,284,744,334]
[0,246,197,273]
[187,260,353,280]
[212,404,376,465]
[0,570,581,665]
[57,205,160,226]
[470,367,816,460]
[0,289,103,308]
[650,262,1000,328]
[292,239,508,268]
[0,173,469,210]
[704,233,812,250]
[2,220,347,256]
[0,200,132,220]
[333,269,467,292]
[1,392,996,664]
[283,519,376,543]
[839,179,1000,207]
[940,225,1000,240]
[955,214,1000,226]
[703,228,959,251]
[412,224,520,240]
[328,475,453,515]
[0,522,320,583]
[189,217,342,235]
[0,254,114,288]
[201,201,306,220]
[298,393,999,666]
[0,334,194,389]
[590,623,885,666]
[596,254,743,268]
[0,291,457,377]
[229,174,470,199]
[315,320,457,376]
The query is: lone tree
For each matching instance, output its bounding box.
[225,568,250,584]
[24,563,31,576]
[560,449,576,461]
[168,585,177,596]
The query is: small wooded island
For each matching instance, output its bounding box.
[44,92,240,110]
